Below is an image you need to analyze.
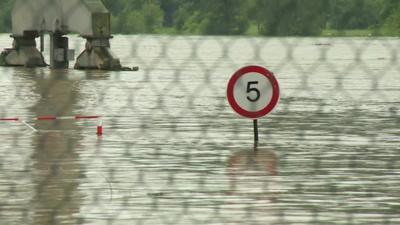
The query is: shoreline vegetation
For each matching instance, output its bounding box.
[152,28,398,37]
[1,0,400,37]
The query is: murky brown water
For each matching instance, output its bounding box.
[0,35,400,224]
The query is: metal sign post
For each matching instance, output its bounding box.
[253,119,259,147]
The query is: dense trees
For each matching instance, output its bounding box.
[251,0,329,36]
[173,0,249,35]
[327,0,381,30]
[102,0,164,34]
[0,0,12,33]
[1,0,400,36]
[380,0,400,35]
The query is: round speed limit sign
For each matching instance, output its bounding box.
[227,65,280,119]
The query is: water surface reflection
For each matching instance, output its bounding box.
[225,147,280,224]
[1,36,399,225]
[24,69,84,225]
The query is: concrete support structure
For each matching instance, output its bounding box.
[50,33,70,69]
[0,0,123,71]
[0,32,46,67]
[75,38,121,70]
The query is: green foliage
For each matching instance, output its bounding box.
[0,0,12,33]
[254,0,329,36]
[174,0,249,35]
[379,0,400,35]
[2,0,400,36]
[327,0,381,30]
[380,0,399,20]
[160,0,179,27]
[105,0,164,34]
[382,8,400,35]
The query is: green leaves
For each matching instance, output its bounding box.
[108,0,164,34]
[2,0,400,36]
[254,0,329,36]
[174,0,249,35]
[0,0,12,33]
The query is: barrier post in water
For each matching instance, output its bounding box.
[97,120,103,136]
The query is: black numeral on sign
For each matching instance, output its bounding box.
[247,81,261,102]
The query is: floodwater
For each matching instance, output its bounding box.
[0,35,400,225]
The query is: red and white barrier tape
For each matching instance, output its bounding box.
[1,115,101,121]
[0,115,103,136]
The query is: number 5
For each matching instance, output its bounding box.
[247,81,260,102]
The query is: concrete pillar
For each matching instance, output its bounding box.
[0,32,46,67]
[74,37,122,70]
[50,33,69,69]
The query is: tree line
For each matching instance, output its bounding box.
[1,0,400,36]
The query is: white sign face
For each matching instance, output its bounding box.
[227,66,280,119]
[233,72,274,113]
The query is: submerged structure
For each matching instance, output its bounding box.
[0,0,125,70]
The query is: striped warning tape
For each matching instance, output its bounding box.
[0,115,103,136]
[0,118,19,121]
[0,115,100,121]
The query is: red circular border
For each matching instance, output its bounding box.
[227,65,280,119]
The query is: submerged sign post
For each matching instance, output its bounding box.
[227,65,280,146]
